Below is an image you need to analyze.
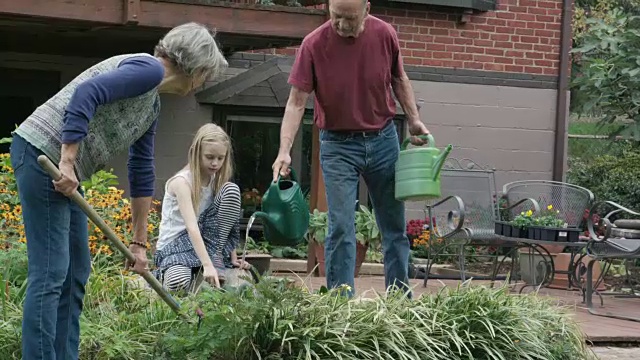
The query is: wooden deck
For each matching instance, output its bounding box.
[275,274,640,344]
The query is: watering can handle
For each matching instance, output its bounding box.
[401,134,435,150]
[274,166,298,183]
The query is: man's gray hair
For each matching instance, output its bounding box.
[154,22,228,81]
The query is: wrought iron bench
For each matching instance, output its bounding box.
[497,180,594,292]
[585,201,640,322]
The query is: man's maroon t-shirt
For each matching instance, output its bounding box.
[288,15,403,132]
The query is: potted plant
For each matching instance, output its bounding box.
[509,210,535,238]
[238,236,272,275]
[354,205,381,277]
[308,209,328,276]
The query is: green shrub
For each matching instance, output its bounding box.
[156,278,595,360]
[567,149,640,212]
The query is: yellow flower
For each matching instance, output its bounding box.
[526,210,533,216]
[547,204,553,210]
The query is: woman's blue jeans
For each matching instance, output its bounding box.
[10,134,91,360]
[319,121,411,298]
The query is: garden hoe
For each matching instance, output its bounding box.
[36,155,195,321]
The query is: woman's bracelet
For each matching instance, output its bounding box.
[130,241,147,248]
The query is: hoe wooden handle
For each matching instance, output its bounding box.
[36,155,183,316]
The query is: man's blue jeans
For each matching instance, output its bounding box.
[10,134,91,360]
[319,121,411,297]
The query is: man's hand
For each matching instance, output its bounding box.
[125,243,149,274]
[407,118,431,146]
[272,152,292,182]
[53,160,79,196]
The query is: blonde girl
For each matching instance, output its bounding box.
[153,123,248,291]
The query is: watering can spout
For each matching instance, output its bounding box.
[432,144,453,181]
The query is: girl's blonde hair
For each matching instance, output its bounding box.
[187,123,234,212]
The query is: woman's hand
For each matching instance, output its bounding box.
[232,259,252,270]
[54,160,79,196]
[203,264,221,288]
[125,243,149,274]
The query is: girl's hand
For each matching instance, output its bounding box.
[203,264,221,288]
[233,259,252,270]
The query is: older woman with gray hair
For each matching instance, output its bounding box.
[9,22,227,360]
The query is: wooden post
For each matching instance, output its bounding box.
[306,124,327,275]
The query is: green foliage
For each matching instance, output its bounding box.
[567,149,640,211]
[156,279,595,360]
[571,8,640,142]
[81,169,120,193]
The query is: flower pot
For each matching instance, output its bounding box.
[494,221,504,236]
[313,241,326,276]
[243,254,272,275]
[512,226,527,239]
[539,227,582,242]
[354,242,369,277]
[503,224,512,237]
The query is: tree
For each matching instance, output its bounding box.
[570,8,640,142]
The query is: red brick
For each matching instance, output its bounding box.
[466,46,486,54]
[429,28,450,36]
[495,41,515,48]
[535,29,555,37]
[495,57,515,64]
[488,18,507,26]
[486,48,505,56]
[393,17,415,25]
[516,13,537,21]
[454,37,474,45]
[413,34,434,43]
[516,28,535,36]
[543,67,558,75]
[507,20,527,28]
[406,41,426,49]
[398,32,414,41]
[509,6,527,13]
[496,12,516,20]
[537,1,557,8]
[399,25,420,33]
[433,51,453,59]
[446,45,466,52]
[434,20,456,29]
[527,7,547,15]
[415,19,435,27]
[474,54,495,62]
[505,65,525,72]
[427,12,448,20]
[525,51,544,59]
[428,43,446,51]
[475,24,497,32]
[536,15,556,22]
[521,36,540,43]
[535,59,554,67]
[474,39,493,47]
[506,50,525,58]
[520,0,538,7]
[516,58,535,66]
[433,36,455,44]
[490,33,510,41]
[463,61,484,70]
[527,21,547,29]
[496,26,516,34]
[404,57,422,65]
[441,60,464,68]
[484,63,505,71]
[453,53,473,61]
[411,50,432,58]
[525,66,544,74]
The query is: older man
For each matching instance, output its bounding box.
[272,0,429,296]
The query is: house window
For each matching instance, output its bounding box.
[225,114,313,217]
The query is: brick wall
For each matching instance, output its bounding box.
[258,0,563,76]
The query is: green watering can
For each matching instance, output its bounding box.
[252,167,310,246]
[395,134,453,201]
